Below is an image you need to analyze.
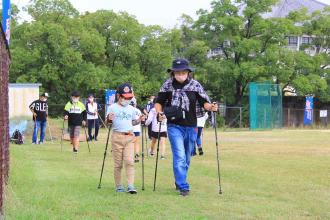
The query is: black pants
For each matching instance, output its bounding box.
[87,119,99,139]
[147,124,152,140]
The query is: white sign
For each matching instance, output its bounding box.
[320,110,328,118]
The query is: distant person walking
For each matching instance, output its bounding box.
[86,94,101,141]
[29,92,49,144]
[64,91,87,153]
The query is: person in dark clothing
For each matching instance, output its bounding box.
[64,91,87,153]
[144,95,155,140]
[155,58,218,196]
[86,94,101,141]
[29,92,49,144]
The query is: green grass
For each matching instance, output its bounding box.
[5,123,330,219]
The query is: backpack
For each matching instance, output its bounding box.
[11,129,24,145]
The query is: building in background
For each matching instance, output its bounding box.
[8,83,42,118]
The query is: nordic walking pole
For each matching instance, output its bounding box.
[60,119,65,151]
[153,120,162,191]
[213,107,222,194]
[83,125,91,153]
[96,111,107,128]
[98,123,112,189]
[141,124,145,190]
[145,125,149,157]
[47,119,54,143]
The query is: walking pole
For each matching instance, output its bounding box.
[60,119,65,151]
[83,125,91,153]
[213,109,222,194]
[96,111,107,128]
[141,124,145,190]
[47,120,54,143]
[98,124,112,189]
[145,124,149,157]
[153,121,162,191]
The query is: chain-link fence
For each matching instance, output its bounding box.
[48,103,330,129]
[0,25,10,215]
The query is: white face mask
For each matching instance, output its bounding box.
[174,74,188,83]
[72,97,79,103]
[120,99,130,107]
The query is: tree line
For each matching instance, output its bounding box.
[6,0,330,105]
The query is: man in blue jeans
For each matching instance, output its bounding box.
[155,58,218,196]
[29,93,49,144]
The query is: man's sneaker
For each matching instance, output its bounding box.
[160,156,165,160]
[73,148,78,153]
[198,148,204,156]
[94,137,98,141]
[32,142,37,145]
[127,185,137,194]
[134,154,139,163]
[38,141,44,145]
[149,151,154,156]
[191,148,197,156]
[116,185,125,193]
[180,190,190,197]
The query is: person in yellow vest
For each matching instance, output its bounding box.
[64,91,87,153]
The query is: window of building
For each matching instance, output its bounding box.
[288,36,298,46]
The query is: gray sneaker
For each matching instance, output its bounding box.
[127,185,137,194]
[116,185,125,193]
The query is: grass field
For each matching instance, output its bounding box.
[5,121,330,219]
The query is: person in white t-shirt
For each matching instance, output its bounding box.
[86,94,101,141]
[145,99,167,159]
[192,112,209,156]
[130,97,142,163]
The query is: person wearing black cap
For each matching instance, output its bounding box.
[64,91,87,153]
[106,83,145,194]
[155,58,218,196]
[86,94,101,141]
[29,92,49,144]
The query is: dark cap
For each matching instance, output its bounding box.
[167,58,194,73]
[88,93,94,98]
[117,83,134,98]
[71,91,81,97]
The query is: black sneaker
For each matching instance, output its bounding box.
[198,148,204,156]
[73,148,78,153]
[94,137,98,141]
[180,190,190,197]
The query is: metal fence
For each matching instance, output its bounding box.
[47,104,330,129]
[0,25,10,215]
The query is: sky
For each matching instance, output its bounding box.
[8,0,330,28]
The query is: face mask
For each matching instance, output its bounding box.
[72,98,79,103]
[44,98,47,102]
[120,99,130,107]
[174,74,188,83]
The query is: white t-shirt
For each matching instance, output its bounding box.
[133,107,142,133]
[197,113,209,128]
[86,102,98,120]
[145,108,167,132]
[106,103,137,132]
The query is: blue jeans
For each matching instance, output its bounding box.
[167,124,197,191]
[32,120,47,143]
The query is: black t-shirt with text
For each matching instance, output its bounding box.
[29,100,48,121]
